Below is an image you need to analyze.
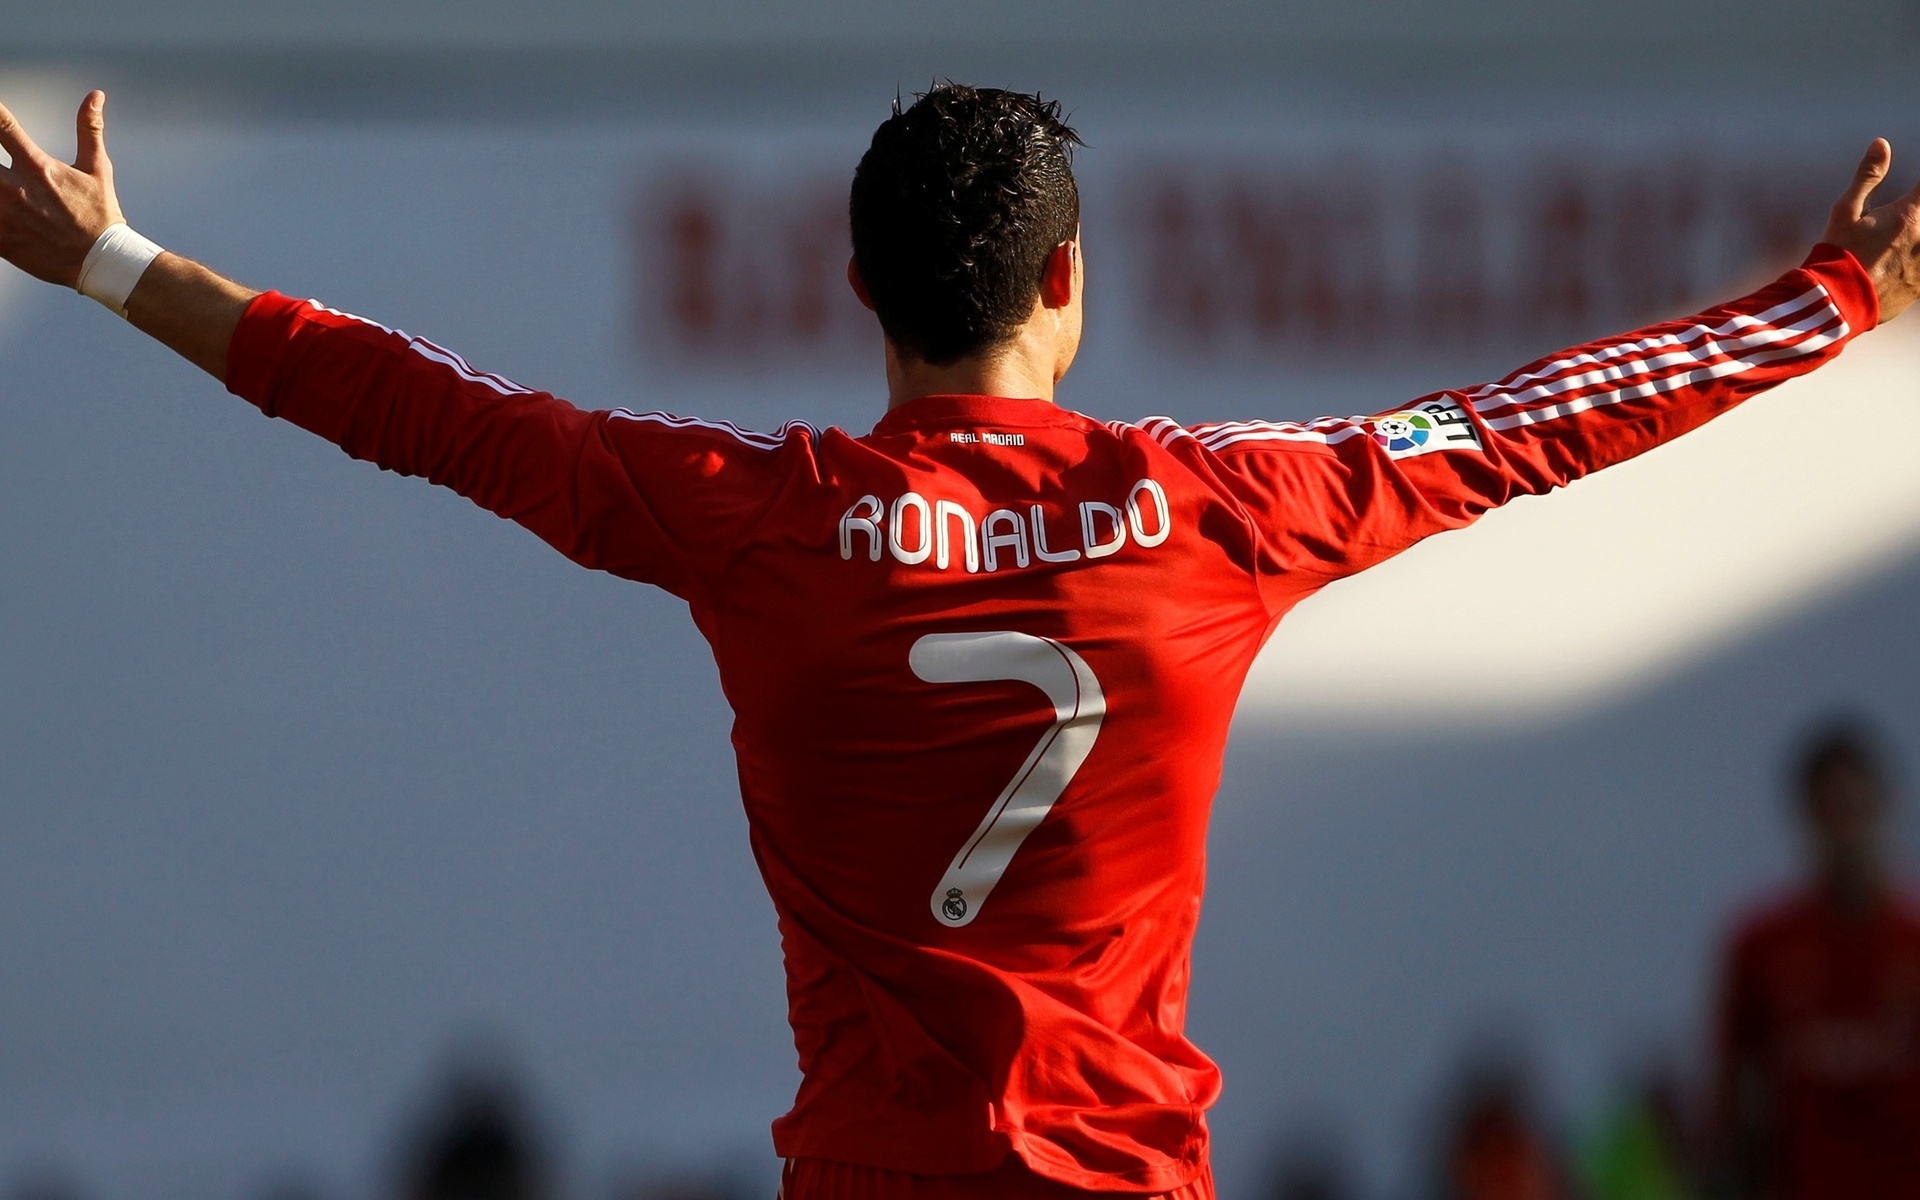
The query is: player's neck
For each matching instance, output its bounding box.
[1820,862,1885,918]
[883,336,1061,411]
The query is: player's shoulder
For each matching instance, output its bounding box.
[1085,413,1317,459]
[604,408,828,448]
[1032,410,1229,468]
[597,411,850,483]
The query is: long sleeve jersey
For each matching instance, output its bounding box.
[224,245,1877,1193]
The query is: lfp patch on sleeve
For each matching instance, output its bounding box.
[1359,397,1482,460]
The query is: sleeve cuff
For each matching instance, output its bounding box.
[224,290,311,415]
[1803,242,1881,333]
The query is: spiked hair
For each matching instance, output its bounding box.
[850,84,1083,365]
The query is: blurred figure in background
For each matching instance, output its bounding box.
[1711,722,1920,1199]
[1263,1124,1354,1200]
[1436,1053,1568,1200]
[1576,1059,1697,1200]
[398,1059,549,1200]
[1268,1155,1348,1200]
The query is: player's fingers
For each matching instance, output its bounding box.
[1834,138,1892,225]
[1886,174,1920,239]
[0,97,48,170]
[73,91,107,174]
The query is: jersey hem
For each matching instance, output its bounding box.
[1009,1130,1207,1195]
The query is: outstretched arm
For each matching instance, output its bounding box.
[0,90,796,604]
[0,91,256,376]
[1173,140,1920,598]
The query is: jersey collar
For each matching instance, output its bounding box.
[870,394,1083,436]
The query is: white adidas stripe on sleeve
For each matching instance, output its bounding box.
[304,300,534,396]
[1137,281,1846,455]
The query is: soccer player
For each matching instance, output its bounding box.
[2,83,1918,1200]
[1713,725,1920,1199]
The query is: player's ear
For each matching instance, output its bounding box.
[1039,240,1075,309]
[846,256,876,312]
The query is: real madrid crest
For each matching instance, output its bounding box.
[942,888,968,921]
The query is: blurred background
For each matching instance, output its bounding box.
[2,2,1920,1198]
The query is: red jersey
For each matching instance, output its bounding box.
[1717,887,1920,1200]
[224,246,1874,1194]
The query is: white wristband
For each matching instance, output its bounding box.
[76,223,165,317]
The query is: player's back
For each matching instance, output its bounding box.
[221,240,1877,1195]
[710,394,1270,1189]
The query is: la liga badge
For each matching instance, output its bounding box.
[1361,397,1483,459]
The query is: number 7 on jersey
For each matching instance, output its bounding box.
[910,631,1107,928]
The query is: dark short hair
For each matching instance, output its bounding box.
[849,84,1083,365]
[1794,719,1888,800]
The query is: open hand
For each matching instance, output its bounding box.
[0,90,122,289]
[1822,139,1920,324]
